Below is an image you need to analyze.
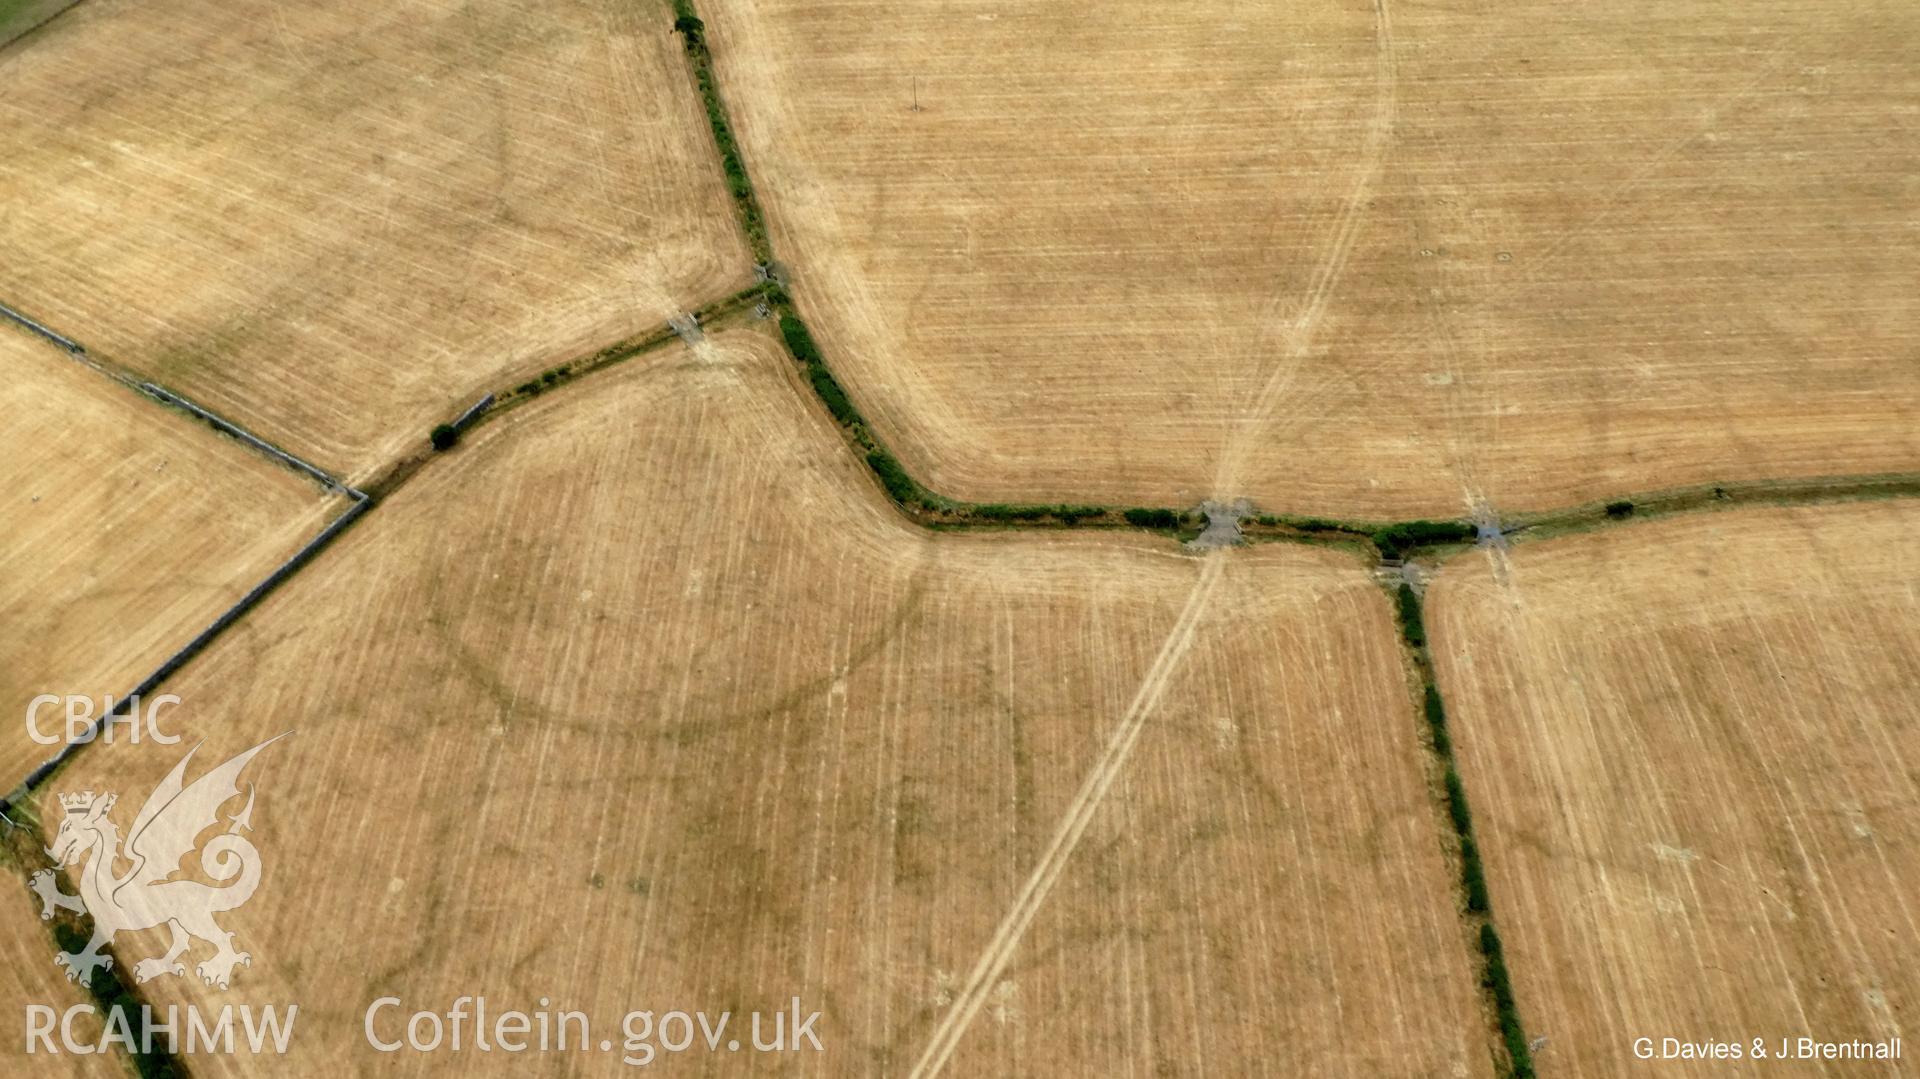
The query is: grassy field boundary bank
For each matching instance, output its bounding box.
[0,813,184,1078]
[1389,581,1535,1079]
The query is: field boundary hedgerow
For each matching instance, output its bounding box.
[1389,580,1535,1078]
[0,813,184,1078]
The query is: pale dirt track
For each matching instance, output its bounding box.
[704,0,1918,518]
[0,0,746,478]
[1429,503,1920,1077]
[0,326,339,792]
[36,328,1488,1077]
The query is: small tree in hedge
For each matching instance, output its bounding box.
[1461,836,1490,913]
[1396,583,1425,646]
[1605,500,1635,519]
[430,424,459,451]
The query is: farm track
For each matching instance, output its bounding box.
[0,1,1914,1075]
[909,553,1227,1079]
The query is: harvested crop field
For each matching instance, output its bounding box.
[0,325,340,792]
[0,0,747,477]
[37,327,1489,1076]
[705,0,1919,517]
[0,874,99,1078]
[1427,502,1920,1076]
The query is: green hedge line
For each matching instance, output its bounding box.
[1443,766,1472,835]
[866,449,919,504]
[1123,507,1182,530]
[1395,583,1426,647]
[974,503,1104,524]
[1460,836,1490,914]
[1393,581,1532,1078]
[1480,925,1537,1078]
[1374,518,1475,559]
[671,3,771,261]
[52,923,184,1077]
[1423,684,1450,755]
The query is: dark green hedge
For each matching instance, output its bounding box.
[1423,684,1450,755]
[866,449,918,505]
[1479,925,1536,1078]
[1375,519,1476,558]
[1396,583,1426,647]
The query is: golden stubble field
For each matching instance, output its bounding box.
[704,0,1919,518]
[1429,503,1920,1076]
[0,0,746,478]
[28,327,1490,1076]
[0,882,99,1079]
[0,325,339,792]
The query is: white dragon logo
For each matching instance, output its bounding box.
[30,734,288,991]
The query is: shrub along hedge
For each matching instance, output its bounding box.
[1480,925,1536,1078]
[866,449,918,505]
[1460,836,1490,914]
[1374,519,1476,559]
[1389,542,1531,1077]
[52,922,183,1077]
[1396,583,1426,646]
[670,1,770,260]
[1423,684,1450,755]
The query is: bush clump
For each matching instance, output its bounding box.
[1123,508,1181,530]
[1395,583,1425,647]
[779,314,822,364]
[1423,685,1450,755]
[805,362,859,427]
[1605,499,1635,519]
[1374,519,1476,559]
[1479,925,1535,1078]
[973,504,1047,521]
[430,424,459,451]
[1461,836,1490,914]
[1444,767,1472,835]
[866,449,918,505]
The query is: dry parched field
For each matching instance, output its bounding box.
[0,325,339,791]
[39,327,1488,1076]
[706,0,1919,517]
[0,880,99,1079]
[1429,503,1920,1076]
[0,0,746,478]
